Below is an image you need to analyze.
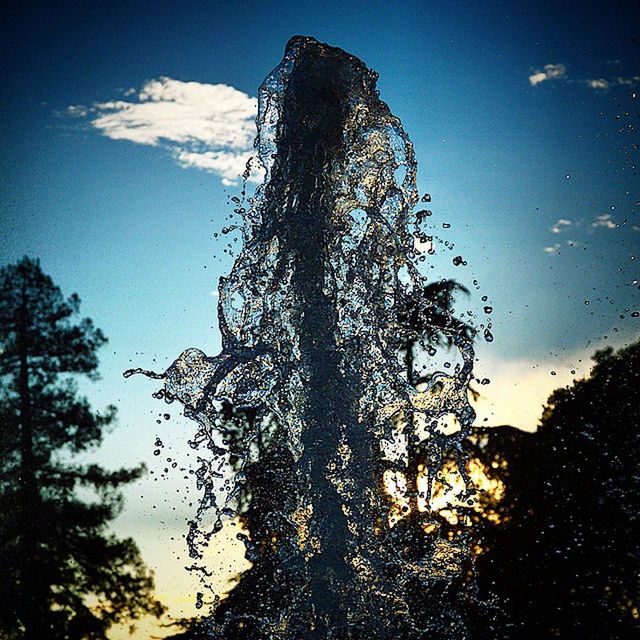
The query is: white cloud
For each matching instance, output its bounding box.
[528,66,638,92]
[529,63,567,86]
[550,218,572,234]
[176,149,261,186]
[528,72,548,87]
[543,243,560,254]
[72,77,263,186]
[591,213,617,230]
[586,78,609,91]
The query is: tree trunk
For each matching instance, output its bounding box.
[18,285,47,640]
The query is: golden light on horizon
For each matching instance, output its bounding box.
[107,518,252,640]
[383,456,506,529]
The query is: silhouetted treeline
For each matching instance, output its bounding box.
[0,257,163,639]
[469,340,640,638]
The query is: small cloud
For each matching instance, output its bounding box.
[613,76,640,86]
[591,213,617,230]
[528,72,548,87]
[529,63,567,86]
[529,64,639,93]
[69,77,262,186]
[66,104,89,118]
[586,78,609,91]
[543,243,561,254]
[550,218,572,234]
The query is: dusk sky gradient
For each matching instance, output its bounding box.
[2,1,639,636]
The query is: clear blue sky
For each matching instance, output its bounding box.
[2,0,639,632]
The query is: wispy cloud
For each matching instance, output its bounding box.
[66,104,89,117]
[529,64,639,92]
[528,63,567,86]
[585,78,609,91]
[550,218,572,234]
[544,212,627,252]
[591,213,617,230]
[612,75,640,86]
[68,77,262,186]
[543,243,560,254]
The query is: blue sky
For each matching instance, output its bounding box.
[2,0,639,635]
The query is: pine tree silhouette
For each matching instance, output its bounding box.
[0,256,164,640]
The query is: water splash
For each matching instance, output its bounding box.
[132,36,479,639]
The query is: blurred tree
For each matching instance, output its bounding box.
[0,257,163,640]
[396,279,472,386]
[395,278,475,519]
[471,341,640,639]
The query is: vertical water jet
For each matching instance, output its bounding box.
[138,36,479,639]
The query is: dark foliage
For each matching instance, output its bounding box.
[471,341,640,639]
[0,257,163,640]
